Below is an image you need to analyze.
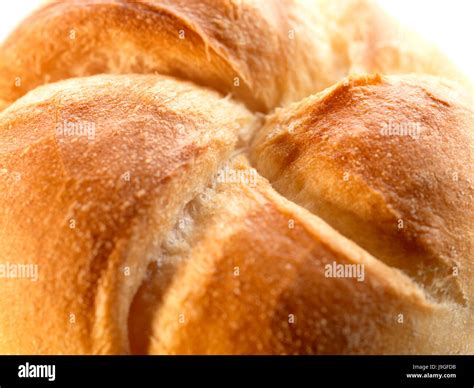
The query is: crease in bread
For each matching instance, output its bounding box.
[129,155,470,355]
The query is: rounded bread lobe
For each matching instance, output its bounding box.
[250,74,474,307]
[0,73,254,354]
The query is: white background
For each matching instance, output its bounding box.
[0,0,473,81]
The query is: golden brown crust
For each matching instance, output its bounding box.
[250,73,474,308]
[0,0,298,112]
[0,74,254,354]
[0,0,470,112]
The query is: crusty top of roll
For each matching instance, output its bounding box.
[0,74,254,354]
[250,73,474,307]
[0,0,470,112]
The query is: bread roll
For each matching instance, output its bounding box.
[0,0,472,355]
[0,0,469,112]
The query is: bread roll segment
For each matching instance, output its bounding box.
[0,0,469,112]
[250,73,473,309]
[130,156,470,355]
[0,74,254,354]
